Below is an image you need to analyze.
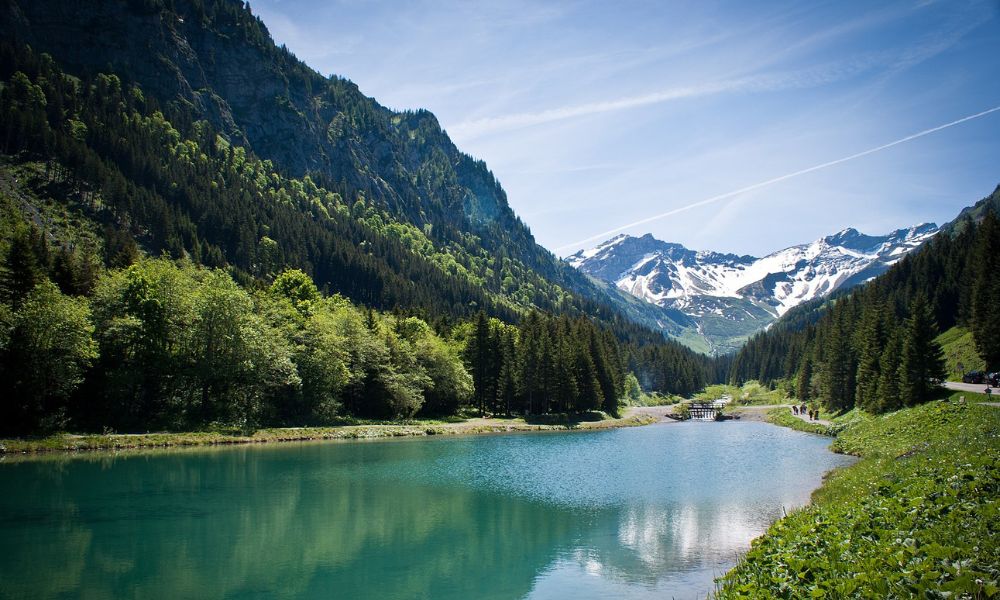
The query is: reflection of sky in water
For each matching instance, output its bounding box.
[0,421,853,600]
[355,421,854,598]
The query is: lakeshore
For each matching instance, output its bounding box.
[0,408,669,457]
[0,413,846,599]
[716,391,999,598]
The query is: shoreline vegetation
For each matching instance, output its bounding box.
[0,408,668,457]
[717,391,999,598]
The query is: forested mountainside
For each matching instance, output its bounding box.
[0,2,721,434]
[728,185,1000,414]
[0,0,682,336]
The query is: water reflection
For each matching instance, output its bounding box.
[0,422,853,599]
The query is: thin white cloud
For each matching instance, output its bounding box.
[554,104,1000,254]
[447,54,897,141]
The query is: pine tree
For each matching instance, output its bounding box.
[496,328,519,417]
[2,227,44,308]
[876,328,903,413]
[971,211,1000,369]
[796,356,813,403]
[819,311,856,412]
[465,311,494,416]
[854,304,889,412]
[899,295,946,406]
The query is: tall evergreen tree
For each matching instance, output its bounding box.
[818,310,856,412]
[875,328,903,413]
[855,304,889,412]
[899,295,946,406]
[2,227,44,308]
[971,211,1000,369]
[796,355,813,402]
[496,328,519,417]
[465,311,494,416]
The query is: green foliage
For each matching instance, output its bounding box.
[936,326,986,381]
[731,197,999,414]
[0,35,721,435]
[623,372,643,404]
[462,310,630,417]
[719,396,1000,598]
[700,381,789,406]
[0,39,716,404]
[0,280,96,432]
[899,295,946,406]
[269,268,320,315]
[876,329,904,413]
[971,211,1000,370]
[765,407,832,436]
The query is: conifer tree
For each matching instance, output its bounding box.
[2,227,44,308]
[465,311,493,416]
[496,328,519,417]
[899,295,945,406]
[855,304,888,412]
[971,211,1000,369]
[796,356,813,402]
[876,328,903,413]
[819,310,856,412]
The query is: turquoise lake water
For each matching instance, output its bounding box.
[0,421,854,599]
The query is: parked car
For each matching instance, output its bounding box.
[988,372,1000,387]
[963,371,986,384]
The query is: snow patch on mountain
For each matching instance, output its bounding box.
[567,224,938,320]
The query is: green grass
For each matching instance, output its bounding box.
[635,392,683,407]
[0,412,660,455]
[700,381,791,406]
[717,393,1000,598]
[765,407,833,436]
[936,326,987,381]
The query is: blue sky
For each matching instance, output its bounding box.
[249,0,1000,257]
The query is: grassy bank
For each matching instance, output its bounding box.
[936,326,987,381]
[717,393,999,598]
[764,407,834,435]
[0,411,659,456]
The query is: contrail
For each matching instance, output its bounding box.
[555,104,1000,255]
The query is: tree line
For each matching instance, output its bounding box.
[0,256,710,435]
[729,206,1000,414]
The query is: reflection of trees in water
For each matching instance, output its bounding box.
[0,427,846,599]
[0,445,583,599]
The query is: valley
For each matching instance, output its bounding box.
[0,0,997,598]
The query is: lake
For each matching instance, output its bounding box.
[0,421,853,599]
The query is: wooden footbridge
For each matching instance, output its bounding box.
[674,395,732,421]
[688,402,724,420]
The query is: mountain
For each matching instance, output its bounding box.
[568,224,938,353]
[0,0,666,332]
[728,187,1000,413]
[0,0,721,409]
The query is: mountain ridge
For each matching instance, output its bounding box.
[568,223,938,353]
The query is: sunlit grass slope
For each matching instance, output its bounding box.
[717,393,999,598]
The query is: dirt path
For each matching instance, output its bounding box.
[725,404,786,422]
[624,405,677,421]
[790,410,831,426]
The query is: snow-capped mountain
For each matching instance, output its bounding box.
[567,223,938,352]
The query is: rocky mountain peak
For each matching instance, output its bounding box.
[567,223,938,353]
